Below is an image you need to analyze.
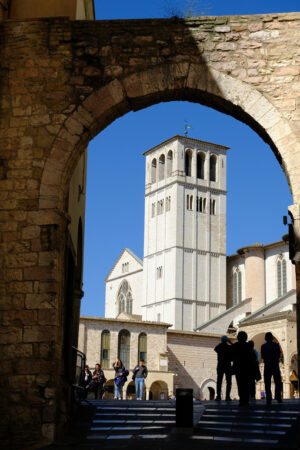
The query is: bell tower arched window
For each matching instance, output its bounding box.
[158,154,165,181]
[117,280,133,316]
[118,329,130,369]
[167,150,173,177]
[151,158,157,183]
[197,153,205,179]
[210,155,217,182]
[185,150,192,177]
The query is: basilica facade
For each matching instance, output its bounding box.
[79,135,298,401]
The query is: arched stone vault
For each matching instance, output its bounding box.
[43,66,299,210]
[1,12,300,448]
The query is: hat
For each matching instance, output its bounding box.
[221,335,228,342]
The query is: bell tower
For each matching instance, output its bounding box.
[141,135,229,331]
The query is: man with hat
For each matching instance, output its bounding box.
[214,335,233,401]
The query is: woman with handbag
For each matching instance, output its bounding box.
[113,358,128,400]
[87,363,107,399]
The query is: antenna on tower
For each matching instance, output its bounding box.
[184,120,192,136]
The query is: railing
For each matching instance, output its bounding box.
[71,346,86,401]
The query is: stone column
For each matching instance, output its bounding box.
[288,204,300,393]
[146,388,150,400]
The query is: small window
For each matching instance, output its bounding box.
[151,203,156,218]
[166,196,171,212]
[210,199,216,215]
[157,266,163,279]
[203,198,206,213]
[122,262,129,273]
[187,194,193,211]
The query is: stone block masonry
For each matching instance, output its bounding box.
[0,11,300,448]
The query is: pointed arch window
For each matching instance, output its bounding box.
[158,154,165,181]
[118,329,130,369]
[117,280,133,315]
[151,158,157,183]
[138,333,147,364]
[101,330,110,369]
[210,155,217,182]
[167,150,173,178]
[277,255,287,297]
[233,266,242,305]
[197,153,205,179]
[185,150,192,177]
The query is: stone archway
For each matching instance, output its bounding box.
[201,379,217,400]
[1,12,300,448]
[150,380,169,400]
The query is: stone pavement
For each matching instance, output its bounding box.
[43,398,300,449]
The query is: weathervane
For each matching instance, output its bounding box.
[184,120,192,136]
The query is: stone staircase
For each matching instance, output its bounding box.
[48,399,299,449]
[85,399,177,441]
[192,400,300,448]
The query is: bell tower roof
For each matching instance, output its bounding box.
[143,135,229,156]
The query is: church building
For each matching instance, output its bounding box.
[79,135,298,401]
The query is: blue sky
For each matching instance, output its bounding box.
[80,1,297,317]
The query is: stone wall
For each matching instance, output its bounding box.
[0,11,300,448]
[167,330,238,399]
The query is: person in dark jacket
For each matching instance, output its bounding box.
[79,365,92,399]
[214,335,233,401]
[248,340,261,400]
[261,332,282,404]
[132,359,148,400]
[86,363,106,399]
[113,358,128,400]
[232,331,256,406]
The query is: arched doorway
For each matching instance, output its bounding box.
[150,381,169,400]
[201,379,217,401]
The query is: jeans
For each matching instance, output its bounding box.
[264,365,282,402]
[216,366,232,399]
[114,382,123,399]
[135,377,144,400]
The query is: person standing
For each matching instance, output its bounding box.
[248,340,261,400]
[232,331,256,407]
[132,359,148,400]
[261,332,282,404]
[113,358,128,400]
[214,335,233,401]
[80,365,92,399]
[92,363,106,400]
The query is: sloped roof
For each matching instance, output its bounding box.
[105,248,143,281]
